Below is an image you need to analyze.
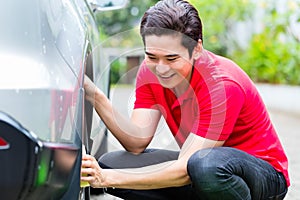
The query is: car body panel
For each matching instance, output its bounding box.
[0,0,128,199]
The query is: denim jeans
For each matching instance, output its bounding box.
[98,147,287,200]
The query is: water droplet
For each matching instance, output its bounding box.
[42,45,47,54]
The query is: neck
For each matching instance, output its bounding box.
[173,67,193,97]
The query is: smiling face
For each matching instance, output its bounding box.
[144,34,201,96]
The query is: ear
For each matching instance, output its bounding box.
[192,39,203,59]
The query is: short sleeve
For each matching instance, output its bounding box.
[134,61,159,110]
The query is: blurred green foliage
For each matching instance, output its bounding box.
[189,0,255,55]
[190,0,300,85]
[109,59,126,84]
[96,0,159,84]
[96,0,158,47]
[97,0,300,85]
[232,1,300,85]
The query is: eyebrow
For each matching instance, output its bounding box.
[145,51,179,58]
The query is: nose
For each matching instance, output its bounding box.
[156,64,170,75]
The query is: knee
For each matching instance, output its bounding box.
[187,148,217,177]
[187,148,252,199]
[98,151,127,169]
[187,148,226,189]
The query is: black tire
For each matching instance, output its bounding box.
[79,187,90,200]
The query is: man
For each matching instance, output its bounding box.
[81,0,289,199]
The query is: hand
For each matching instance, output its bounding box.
[81,154,106,188]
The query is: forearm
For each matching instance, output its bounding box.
[90,88,152,152]
[100,160,191,190]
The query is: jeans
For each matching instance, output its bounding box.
[98,147,287,200]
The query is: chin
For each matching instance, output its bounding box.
[159,82,175,89]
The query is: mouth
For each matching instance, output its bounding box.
[157,73,175,80]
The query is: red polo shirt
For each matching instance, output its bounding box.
[134,50,289,186]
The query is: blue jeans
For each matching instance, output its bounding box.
[98,147,287,200]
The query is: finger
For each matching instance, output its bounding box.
[81,167,92,175]
[82,154,95,160]
[80,174,93,182]
[82,154,89,160]
[84,74,92,85]
[81,160,93,169]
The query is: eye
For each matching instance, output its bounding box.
[167,57,178,62]
[147,55,157,60]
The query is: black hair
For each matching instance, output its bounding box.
[140,0,203,56]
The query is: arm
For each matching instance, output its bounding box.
[84,75,161,153]
[81,133,224,189]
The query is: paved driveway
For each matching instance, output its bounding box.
[269,110,300,200]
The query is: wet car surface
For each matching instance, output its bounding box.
[0,0,127,199]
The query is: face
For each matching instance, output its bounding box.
[144,34,199,95]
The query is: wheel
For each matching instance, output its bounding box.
[79,187,90,200]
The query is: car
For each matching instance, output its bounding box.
[0,0,128,199]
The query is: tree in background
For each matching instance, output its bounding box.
[188,0,255,56]
[96,0,159,46]
[232,0,300,85]
[96,0,300,85]
[189,0,300,85]
[94,0,159,84]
